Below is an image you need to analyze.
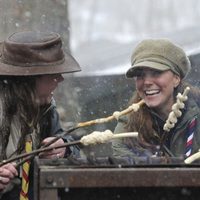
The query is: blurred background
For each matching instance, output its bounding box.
[1,0,200,156]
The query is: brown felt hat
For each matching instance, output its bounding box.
[126,38,191,79]
[0,31,81,76]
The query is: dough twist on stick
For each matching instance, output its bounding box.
[184,149,200,164]
[80,130,138,146]
[0,100,144,168]
[163,87,190,132]
[78,99,145,128]
[0,131,138,166]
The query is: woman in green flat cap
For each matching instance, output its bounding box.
[112,38,200,160]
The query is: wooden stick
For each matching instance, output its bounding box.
[0,131,138,167]
[184,150,200,164]
[77,99,145,127]
[15,126,79,167]
[33,99,144,148]
[0,141,79,167]
[0,100,144,167]
[28,99,144,159]
[112,132,138,139]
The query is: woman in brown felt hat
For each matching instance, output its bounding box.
[0,31,81,199]
[112,38,200,162]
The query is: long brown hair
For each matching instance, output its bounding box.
[0,76,40,159]
[123,81,200,151]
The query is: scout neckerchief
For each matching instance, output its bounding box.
[185,117,197,158]
[20,135,32,200]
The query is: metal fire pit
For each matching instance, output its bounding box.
[34,156,200,200]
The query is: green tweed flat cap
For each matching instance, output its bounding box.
[126,38,191,79]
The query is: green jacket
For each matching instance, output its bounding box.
[112,95,200,158]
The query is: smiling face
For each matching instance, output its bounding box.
[35,74,64,105]
[134,68,180,118]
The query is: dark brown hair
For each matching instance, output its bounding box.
[0,76,40,159]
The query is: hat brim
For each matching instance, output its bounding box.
[126,61,170,78]
[0,53,81,76]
